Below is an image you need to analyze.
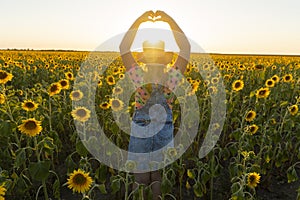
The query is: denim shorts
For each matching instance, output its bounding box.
[127,100,174,170]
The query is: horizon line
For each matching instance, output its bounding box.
[1,48,300,57]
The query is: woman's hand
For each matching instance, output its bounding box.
[137,10,155,23]
[153,10,173,23]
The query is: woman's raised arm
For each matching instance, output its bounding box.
[119,11,154,70]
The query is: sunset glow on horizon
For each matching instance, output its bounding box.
[1,0,300,55]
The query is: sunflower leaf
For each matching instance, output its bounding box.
[28,161,51,181]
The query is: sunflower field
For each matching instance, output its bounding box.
[0,50,299,200]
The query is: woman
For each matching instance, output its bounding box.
[119,10,190,199]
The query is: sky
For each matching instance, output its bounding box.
[1,0,300,55]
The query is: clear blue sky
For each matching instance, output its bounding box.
[1,0,300,54]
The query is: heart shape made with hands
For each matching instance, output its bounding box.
[148,12,162,22]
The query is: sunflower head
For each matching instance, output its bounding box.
[70,90,84,101]
[71,107,91,122]
[247,124,259,135]
[288,104,298,116]
[283,74,293,82]
[99,102,111,110]
[256,87,270,99]
[67,169,93,194]
[48,82,62,96]
[265,79,275,88]
[0,94,5,104]
[59,79,70,90]
[18,118,43,137]
[106,75,115,85]
[247,172,260,188]
[232,80,244,92]
[109,98,124,111]
[271,75,280,83]
[65,72,74,80]
[112,86,123,95]
[245,110,256,122]
[21,100,39,112]
[0,183,6,198]
[0,70,13,84]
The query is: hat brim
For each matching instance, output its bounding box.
[136,51,174,65]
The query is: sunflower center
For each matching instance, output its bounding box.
[259,90,266,95]
[0,71,8,79]
[72,92,80,98]
[50,85,58,92]
[76,109,87,117]
[24,121,37,130]
[112,100,120,108]
[249,175,255,183]
[247,113,253,119]
[285,76,291,81]
[235,82,241,88]
[25,102,35,108]
[73,173,87,185]
[60,81,67,87]
[108,77,114,82]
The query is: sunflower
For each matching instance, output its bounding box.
[247,172,260,188]
[265,79,275,88]
[70,90,83,101]
[48,82,62,96]
[59,79,70,90]
[125,160,137,171]
[283,74,293,82]
[18,118,43,137]
[0,94,5,104]
[0,184,6,199]
[0,70,13,84]
[119,74,125,79]
[109,98,124,111]
[99,102,110,110]
[271,75,280,83]
[166,147,177,158]
[65,72,74,80]
[21,100,39,111]
[232,80,244,92]
[288,104,298,116]
[245,110,256,122]
[67,169,93,194]
[106,75,115,85]
[71,107,91,122]
[248,124,259,135]
[256,87,270,99]
[112,86,123,95]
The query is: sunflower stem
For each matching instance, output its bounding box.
[49,95,52,131]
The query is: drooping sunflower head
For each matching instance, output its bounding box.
[283,74,293,82]
[232,80,244,92]
[70,90,84,101]
[288,104,298,116]
[48,82,62,96]
[125,160,137,171]
[18,118,43,137]
[265,79,275,88]
[166,147,178,158]
[106,75,115,85]
[0,94,5,104]
[0,70,13,84]
[21,100,39,112]
[67,169,93,194]
[59,79,70,90]
[109,98,124,111]
[256,87,270,99]
[247,172,260,188]
[245,110,256,122]
[71,107,91,122]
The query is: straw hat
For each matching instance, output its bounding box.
[137,40,174,65]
